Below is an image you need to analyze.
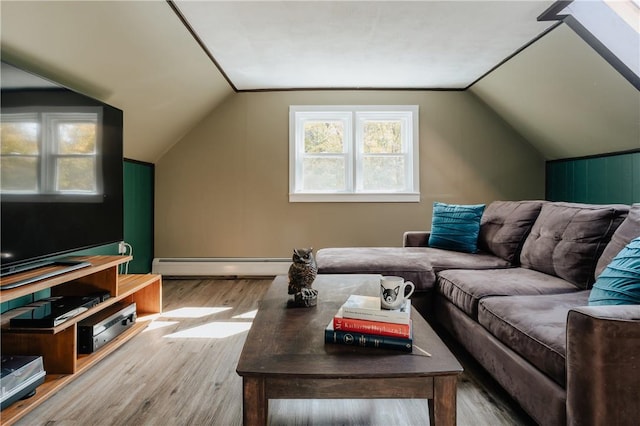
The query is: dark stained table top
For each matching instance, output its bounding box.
[237,274,463,379]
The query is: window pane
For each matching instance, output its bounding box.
[302,157,345,191]
[57,123,96,154]
[290,105,418,202]
[363,120,401,154]
[304,121,344,153]
[0,122,39,155]
[56,157,96,192]
[363,156,405,191]
[1,157,38,191]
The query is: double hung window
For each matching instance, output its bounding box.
[289,105,419,202]
[1,107,102,200]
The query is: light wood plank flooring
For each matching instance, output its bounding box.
[13,278,535,426]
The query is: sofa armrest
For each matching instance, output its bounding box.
[403,231,430,247]
[566,305,640,425]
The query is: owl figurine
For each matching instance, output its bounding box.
[287,248,318,307]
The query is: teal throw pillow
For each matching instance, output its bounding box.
[428,202,485,253]
[588,236,640,306]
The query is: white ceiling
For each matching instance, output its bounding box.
[174,0,557,90]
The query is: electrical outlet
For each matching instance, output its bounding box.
[118,241,126,254]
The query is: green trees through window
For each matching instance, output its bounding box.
[290,105,419,202]
[1,110,100,194]
[1,121,39,191]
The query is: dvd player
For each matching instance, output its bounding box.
[10,295,100,328]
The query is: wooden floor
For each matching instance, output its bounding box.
[13,278,536,426]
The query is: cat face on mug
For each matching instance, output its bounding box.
[381,285,400,304]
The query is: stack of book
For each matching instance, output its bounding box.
[324,294,412,352]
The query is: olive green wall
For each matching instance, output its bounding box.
[155,90,545,259]
[546,150,640,204]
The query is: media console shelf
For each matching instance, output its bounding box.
[0,255,162,425]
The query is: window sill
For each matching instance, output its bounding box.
[289,193,420,203]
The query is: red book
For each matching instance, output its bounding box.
[333,308,411,339]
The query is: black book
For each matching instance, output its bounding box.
[324,320,413,352]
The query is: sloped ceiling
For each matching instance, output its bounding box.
[471,24,640,160]
[1,1,233,163]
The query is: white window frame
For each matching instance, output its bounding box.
[1,107,103,201]
[289,105,419,203]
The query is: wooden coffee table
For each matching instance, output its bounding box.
[236,274,463,425]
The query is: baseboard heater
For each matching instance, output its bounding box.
[151,257,291,277]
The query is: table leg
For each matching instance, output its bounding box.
[431,375,457,426]
[243,377,267,426]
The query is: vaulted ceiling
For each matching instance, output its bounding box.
[1,1,638,163]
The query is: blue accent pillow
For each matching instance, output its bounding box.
[428,202,485,253]
[588,236,640,306]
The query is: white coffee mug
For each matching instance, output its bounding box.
[380,276,415,310]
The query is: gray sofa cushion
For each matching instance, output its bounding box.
[315,247,436,291]
[437,268,580,320]
[595,203,640,278]
[478,291,591,387]
[417,247,510,273]
[478,200,545,264]
[520,202,629,289]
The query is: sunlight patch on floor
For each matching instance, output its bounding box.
[163,321,252,339]
[233,309,257,319]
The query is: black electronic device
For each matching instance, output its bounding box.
[90,290,112,303]
[1,355,46,410]
[54,283,112,303]
[78,302,137,354]
[0,60,124,286]
[10,295,101,328]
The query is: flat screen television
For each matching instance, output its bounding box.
[0,60,123,286]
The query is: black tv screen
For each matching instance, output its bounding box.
[0,61,123,276]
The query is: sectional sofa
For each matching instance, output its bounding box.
[316,200,640,425]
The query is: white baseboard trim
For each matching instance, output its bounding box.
[152,257,291,277]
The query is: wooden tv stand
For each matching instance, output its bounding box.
[0,255,162,425]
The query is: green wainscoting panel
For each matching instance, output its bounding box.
[123,159,154,273]
[546,151,640,204]
[1,290,51,313]
[73,243,120,256]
